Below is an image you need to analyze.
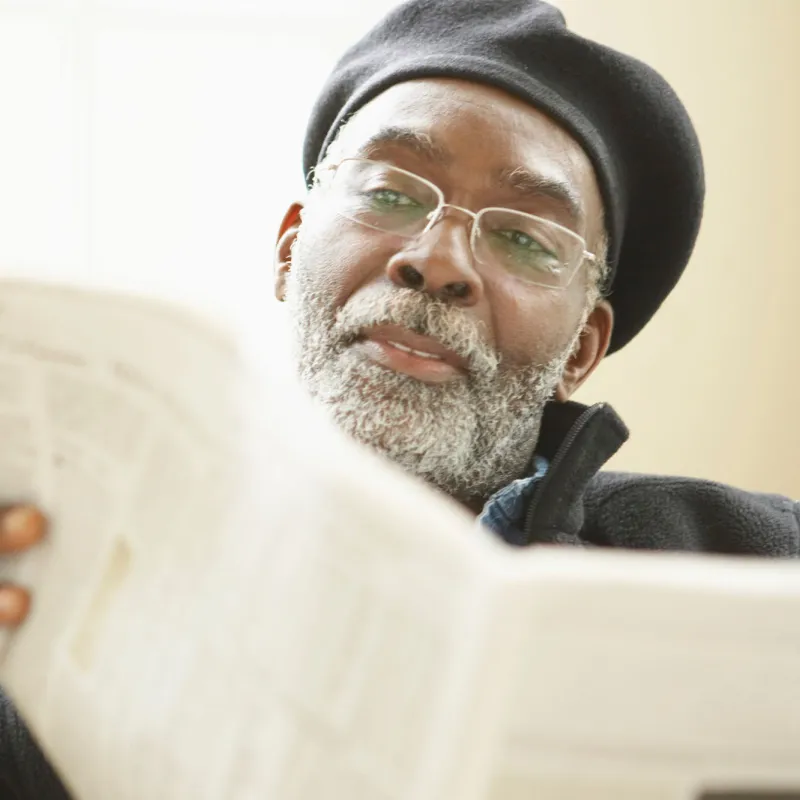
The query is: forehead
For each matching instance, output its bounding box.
[331,79,604,233]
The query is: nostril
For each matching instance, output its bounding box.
[442,281,470,299]
[397,264,425,290]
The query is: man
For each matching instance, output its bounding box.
[272,0,798,554]
[1,0,798,796]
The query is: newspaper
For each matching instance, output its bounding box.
[0,279,526,799]
[0,279,799,800]
[487,553,800,799]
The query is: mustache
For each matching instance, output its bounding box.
[331,286,500,378]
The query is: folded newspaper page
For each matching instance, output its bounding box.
[489,549,800,799]
[0,279,799,800]
[0,279,525,800]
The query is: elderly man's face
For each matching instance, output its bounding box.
[275,79,612,508]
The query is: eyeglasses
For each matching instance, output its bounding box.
[317,158,595,290]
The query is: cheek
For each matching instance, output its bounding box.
[295,213,391,307]
[489,279,585,367]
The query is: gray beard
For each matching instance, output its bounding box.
[285,253,579,506]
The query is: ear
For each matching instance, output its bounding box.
[274,202,304,302]
[554,299,614,401]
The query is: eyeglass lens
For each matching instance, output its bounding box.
[330,159,582,288]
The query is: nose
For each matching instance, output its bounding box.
[385,213,484,306]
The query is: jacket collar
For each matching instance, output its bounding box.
[521,400,629,545]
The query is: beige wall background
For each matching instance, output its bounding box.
[1,0,797,496]
[556,0,800,497]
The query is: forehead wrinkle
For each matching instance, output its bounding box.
[495,165,585,228]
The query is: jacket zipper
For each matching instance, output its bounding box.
[522,402,606,543]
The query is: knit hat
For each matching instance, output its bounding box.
[302,0,705,353]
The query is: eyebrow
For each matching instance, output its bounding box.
[497,166,585,227]
[357,126,452,165]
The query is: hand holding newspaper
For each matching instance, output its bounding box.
[0,279,798,800]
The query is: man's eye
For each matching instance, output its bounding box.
[366,188,420,207]
[496,229,548,252]
[491,229,562,274]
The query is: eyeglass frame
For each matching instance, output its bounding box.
[315,157,597,291]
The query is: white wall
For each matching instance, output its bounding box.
[1,0,797,496]
[0,0,400,318]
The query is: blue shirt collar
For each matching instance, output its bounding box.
[477,455,549,546]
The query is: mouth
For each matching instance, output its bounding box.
[350,324,468,384]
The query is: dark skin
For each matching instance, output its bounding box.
[275,78,613,404]
[0,506,46,626]
[2,81,616,624]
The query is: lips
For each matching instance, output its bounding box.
[365,325,466,367]
[383,340,443,360]
[351,323,468,383]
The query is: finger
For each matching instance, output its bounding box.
[0,585,31,627]
[0,506,47,553]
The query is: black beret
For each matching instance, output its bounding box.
[302,0,705,353]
